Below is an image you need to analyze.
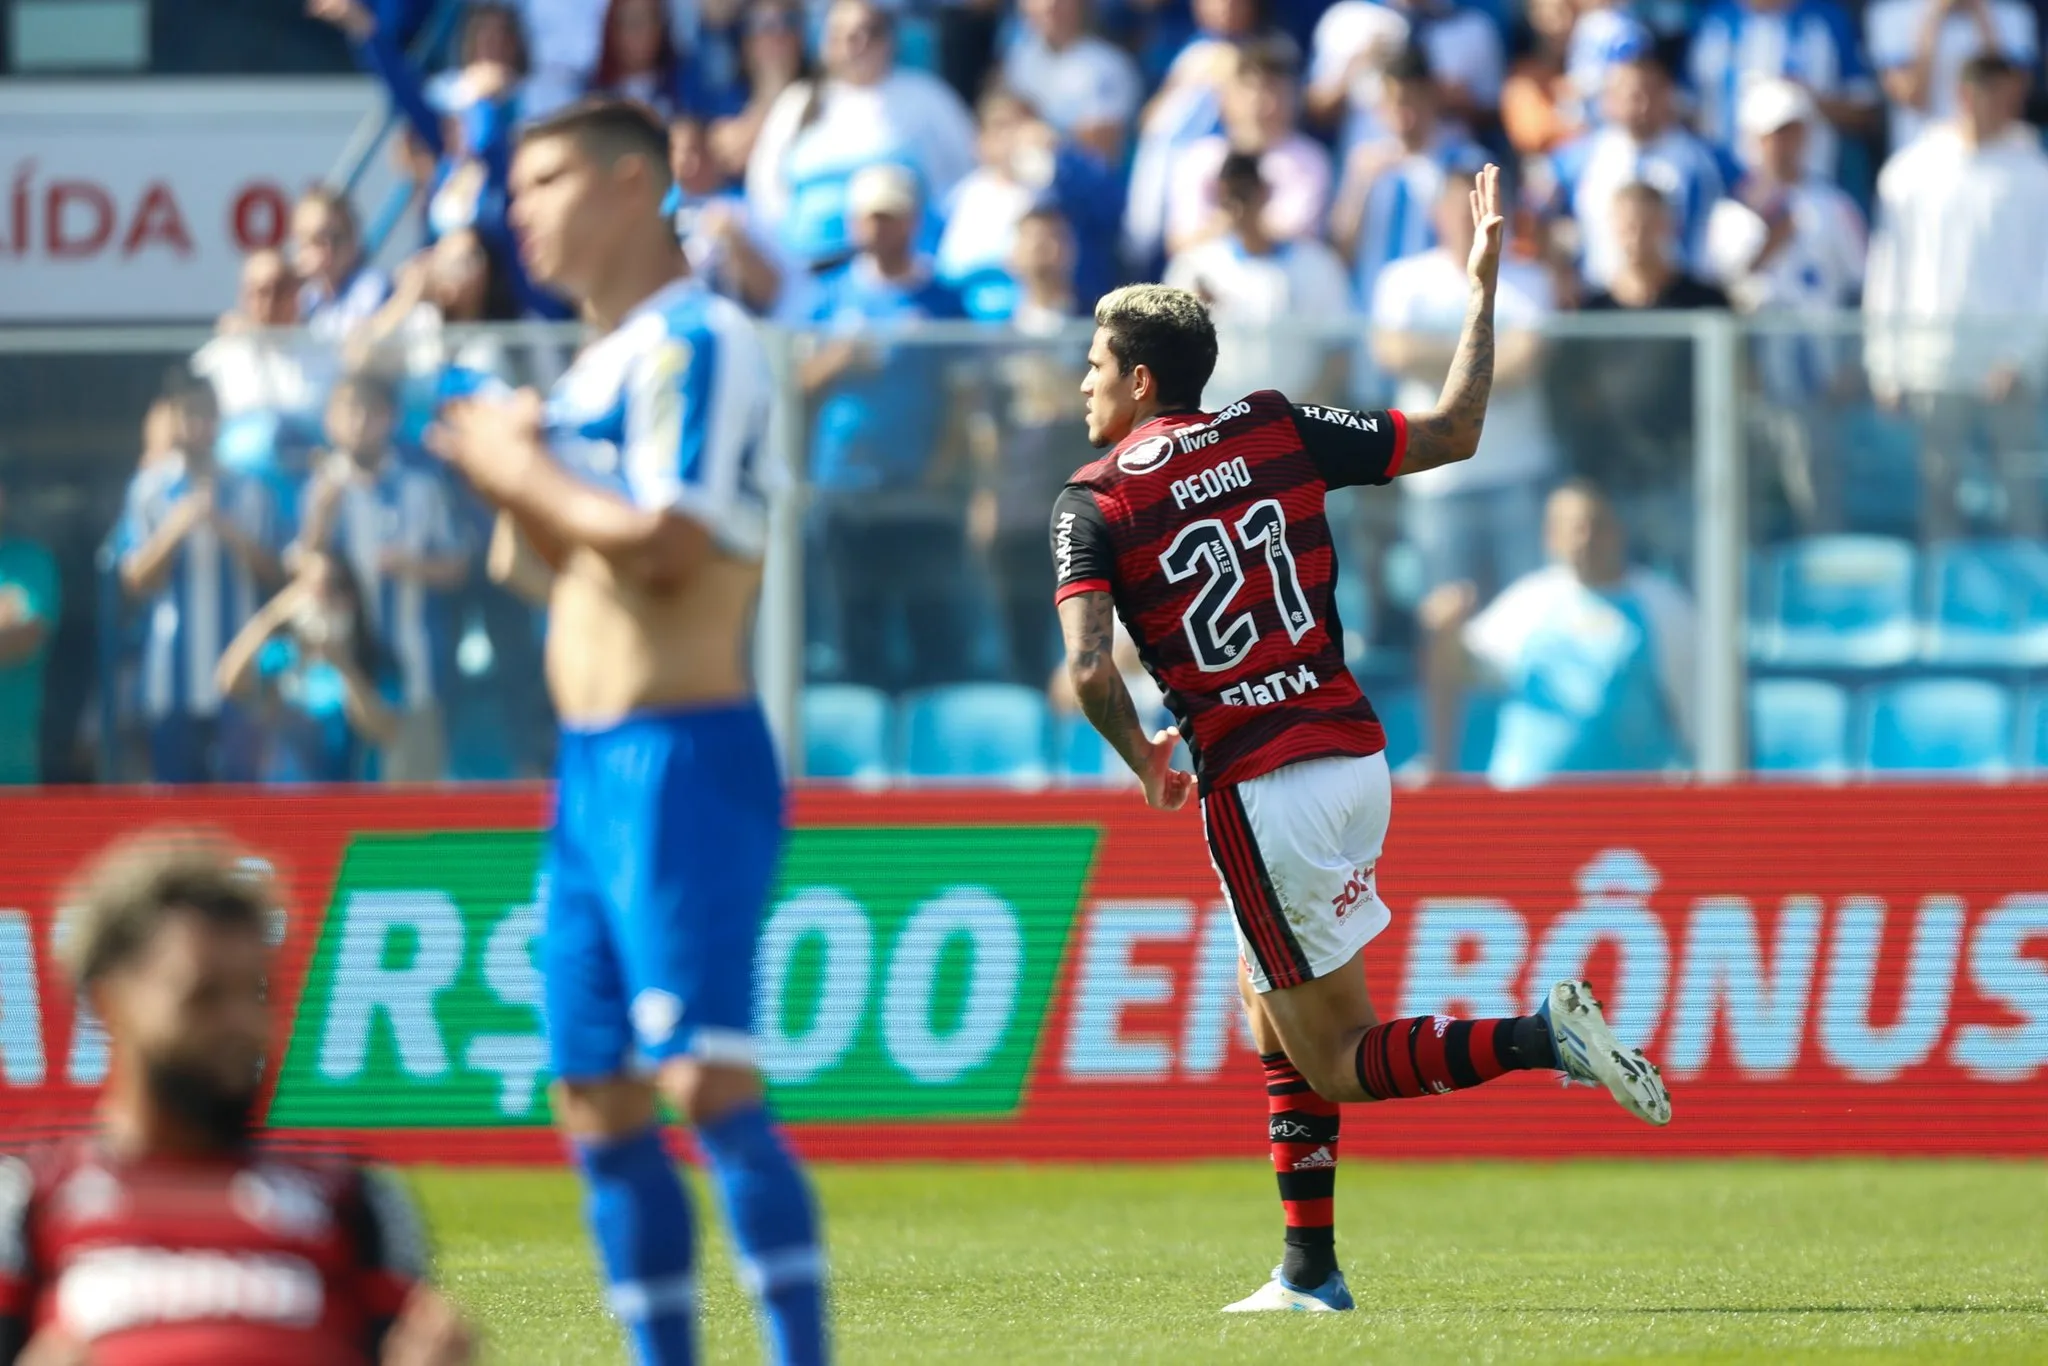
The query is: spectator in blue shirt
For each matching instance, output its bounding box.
[801,163,977,690]
[308,0,564,319]
[289,187,392,342]
[1533,52,1732,291]
[707,0,813,182]
[293,373,469,783]
[936,86,1124,322]
[217,552,401,785]
[665,114,795,319]
[115,384,283,784]
[1688,0,1880,182]
[1421,481,1698,788]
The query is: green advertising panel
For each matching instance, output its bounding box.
[269,826,1098,1129]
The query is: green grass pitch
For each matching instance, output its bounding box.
[417,1160,2048,1364]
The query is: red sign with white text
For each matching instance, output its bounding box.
[0,786,2041,1162]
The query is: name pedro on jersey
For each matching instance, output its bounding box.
[1171,456,1253,510]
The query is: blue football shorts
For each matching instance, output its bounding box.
[542,701,785,1080]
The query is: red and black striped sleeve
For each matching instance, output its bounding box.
[1050,484,1116,604]
[1288,403,1408,488]
[0,1156,33,1366]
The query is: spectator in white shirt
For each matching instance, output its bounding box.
[1865,53,2048,541]
[1705,80,1868,529]
[1164,38,1335,255]
[1304,0,1410,149]
[1534,52,1731,291]
[1687,0,1881,180]
[1374,175,1558,599]
[746,0,979,271]
[191,250,331,426]
[1866,0,2040,152]
[291,189,392,342]
[1164,151,1355,407]
[1003,0,1144,159]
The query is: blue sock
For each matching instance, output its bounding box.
[697,1105,827,1366]
[573,1128,698,1366]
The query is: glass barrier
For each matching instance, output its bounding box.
[2,311,2038,791]
[1741,314,2048,780]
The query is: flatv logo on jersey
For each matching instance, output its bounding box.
[1297,405,1379,432]
[1220,665,1320,707]
[57,1248,325,1339]
[1117,436,1174,474]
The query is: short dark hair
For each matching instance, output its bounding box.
[1093,285,1217,409]
[1960,52,2021,87]
[1383,45,1434,87]
[1216,151,1267,201]
[519,97,675,195]
[1233,36,1300,82]
[61,829,276,989]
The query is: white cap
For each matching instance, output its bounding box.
[1738,78,1815,140]
[848,163,918,219]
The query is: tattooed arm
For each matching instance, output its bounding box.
[1396,163,1506,478]
[1058,592,1194,811]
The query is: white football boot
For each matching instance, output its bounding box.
[1539,979,1672,1126]
[1222,1266,1355,1313]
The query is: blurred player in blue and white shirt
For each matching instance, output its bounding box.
[1536,51,1731,289]
[431,99,823,1366]
[1687,0,1880,181]
[295,374,471,783]
[115,384,281,783]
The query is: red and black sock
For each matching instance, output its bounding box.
[1263,1051,1340,1290]
[1353,1014,1555,1100]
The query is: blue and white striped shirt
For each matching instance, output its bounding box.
[116,455,279,721]
[545,278,783,563]
[301,455,468,710]
[1541,124,1733,287]
[1688,0,1875,179]
[1348,134,1492,303]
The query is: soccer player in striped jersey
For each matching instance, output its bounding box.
[1051,165,1674,1315]
[429,99,825,1366]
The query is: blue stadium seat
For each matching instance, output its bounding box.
[1749,678,1852,776]
[801,684,893,782]
[1375,685,1422,773]
[1863,677,2016,777]
[1923,539,2048,667]
[1835,406,1921,534]
[2025,692,2048,774]
[1055,711,1122,784]
[1754,536,1918,669]
[900,683,1053,784]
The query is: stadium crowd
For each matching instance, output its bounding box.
[7,0,2048,788]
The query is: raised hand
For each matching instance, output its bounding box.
[1138,725,1195,812]
[306,0,376,40]
[1466,163,1505,290]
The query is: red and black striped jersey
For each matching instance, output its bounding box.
[0,1137,427,1366]
[1051,389,1408,793]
